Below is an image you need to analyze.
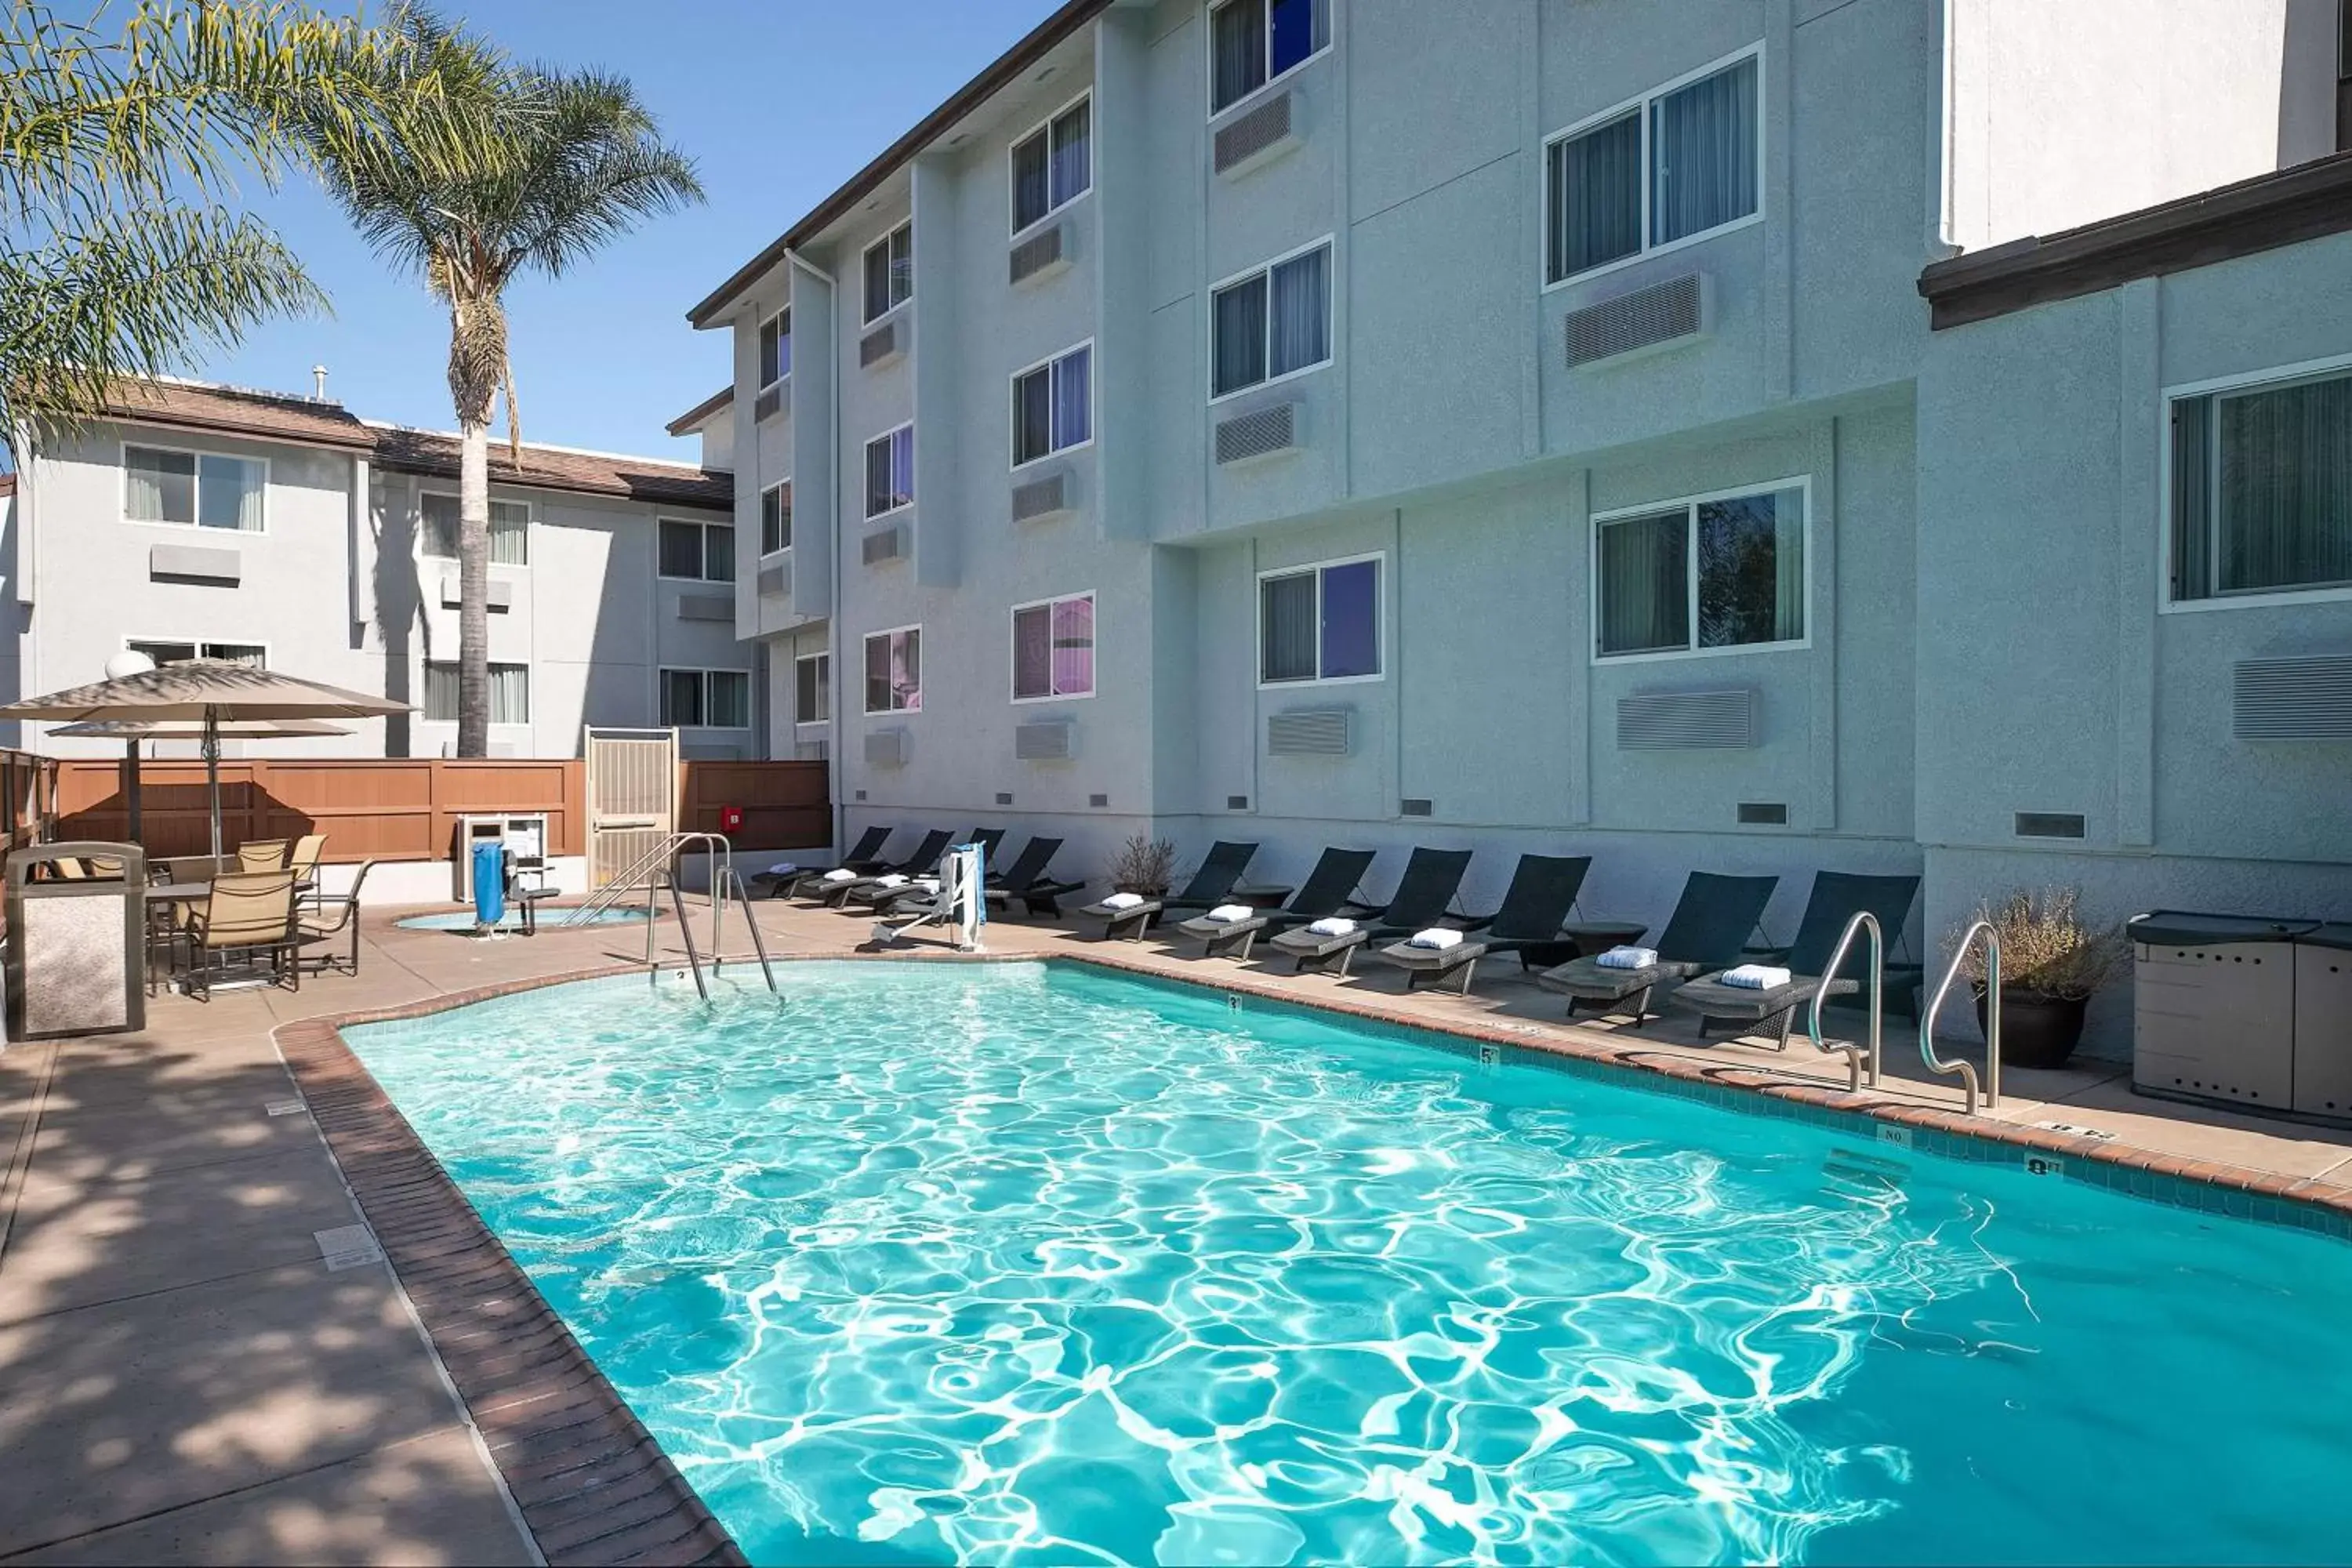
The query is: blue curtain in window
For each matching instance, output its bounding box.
[1652,56,1757,246]
[1050,101,1090,207]
[1268,248,1327,379]
[1014,369,1053,465]
[1054,347,1091,448]
[1269,0,1323,76]
[1319,561,1378,678]
[1214,276,1268,397]
[1550,114,1642,280]
[1012,132,1051,230]
[2218,376,2352,593]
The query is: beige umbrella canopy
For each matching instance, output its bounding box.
[50,718,354,740]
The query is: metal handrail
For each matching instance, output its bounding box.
[1802,910,1884,1093]
[1920,920,2001,1115]
[568,829,735,938]
[665,878,707,1000]
[572,831,689,922]
[719,867,778,993]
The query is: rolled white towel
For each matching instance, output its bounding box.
[821,868,860,883]
[1595,945,1658,970]
[1203,903,1254,924]
[767,862,798,876]
[1099,891,1145,911]
[1719,964,1792,990]
[910,877,941,892]
[873,873,908,888]
[1305,916,1358,937]
[1408,927,1464,951]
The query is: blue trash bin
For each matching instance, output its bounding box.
[471,840,507,926]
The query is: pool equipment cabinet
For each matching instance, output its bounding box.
[450,812,549,902]
[2127,911,2350,1123]
[2294,927,2352,1120]
[5,841,147,1040]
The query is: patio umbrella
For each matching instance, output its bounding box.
[49,719,354,844]
[0,661,408,860]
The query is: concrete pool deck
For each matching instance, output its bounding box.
[4,894,2350,1564]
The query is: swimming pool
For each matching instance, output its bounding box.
[392,905,653,932]
[346,962,2352,1566]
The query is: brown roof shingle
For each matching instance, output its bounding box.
[100,379,376,450]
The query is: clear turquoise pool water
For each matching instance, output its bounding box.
[392,906,652,932]
[346,963,2352,1566]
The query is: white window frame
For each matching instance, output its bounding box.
[421,659,532,725]
[659,666,754,731]
[1008,89,1093,238]
[655,516,735,584]
[124,635,270,668]
[1207,235,1336,405]
[760,477,793,559]
[1588,474,1812,666]
[1253,550,1385,690]
[1009,339,1095,471]
[416,488,532,565]
[862,220,913,326]
[2158,350,2352,615]
[1539,42,1766,293]
[864,422,916,520]
[118,440,270,534]
[794,650,830,728]
[862,623,923,716]
[757,305,792,391]
[1206,0,1333,119]
[1008,590,1098,705]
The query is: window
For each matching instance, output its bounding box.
[1211,241,1331,399]
[125,640,266,668]
[758,307,792,388]
[1012,343,1092,466]
[421,493,528,564]
[1011,94,1091,234]
[124,445,265,531]
[761,480,793,555]
[863,626,921,713]
[423,662,530,724]
[1545,49,1760,285]
[662,668,752,728]
[862,220,913,325]
[1258,556,1379,684]
[1210,0,1329,114]
[2172,366,2352,602]
[1594,482,1806,658]
[865,425,915,517]
[1011,593,1095,702]
[796,652,830,724]
[659,517,735,582]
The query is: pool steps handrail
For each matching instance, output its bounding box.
[1919,920,2002,1115]
[560,829,780,997]
[666,877,708,1000]
[717,866,779,992]
[1799,910,1883,1094]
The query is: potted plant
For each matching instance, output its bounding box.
[1952,887,2128,1069]
[1106,833,1180,899]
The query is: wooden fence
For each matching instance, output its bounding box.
[53,757,829,862]
[2,748,60,852]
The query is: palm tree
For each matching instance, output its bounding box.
[305,11,702,757]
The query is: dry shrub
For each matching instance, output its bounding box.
[1951,886,2128,1000]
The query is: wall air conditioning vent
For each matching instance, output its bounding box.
[753,383,784,423]
[1399,797,1434,817]
[2014,811,2086,840]
[1009,222,1070,285]
[1213,89,1298,177]
[1014,719,1076,760]
[862,523,909,566]
[1737,801,1789,826]
[1268,706,1351,757]
[439,574,513,612]
[859,319,904,369]
[1616,688,1756,750]
[1215,401,1301,466]
[1226,794,1250,811]
[2234,653,2352,740]
[1088,793,1109,808]
[148,543,241,586]
[1011,468,1072,523]
[995,792,1014,806]
[1565,272,1710,369]
[865,728,909,768]
[757,561,789,597]
[676,593,733,622]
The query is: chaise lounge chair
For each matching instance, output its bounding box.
[1665,871,1922,1044]
[755,825,892,900]
[1080,840,1258,941]
[1374,854,1592,994]
[982,837,1083,919]
[1534,871,1779,1025]
[1174,846,1377,960]
[815,828,952,907]
[1266,847,1473,975]
[867,829,1007,911]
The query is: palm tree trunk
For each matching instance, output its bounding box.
[456,417,492,757]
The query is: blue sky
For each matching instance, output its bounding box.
[205,0,1047,461]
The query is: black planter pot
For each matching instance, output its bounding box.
[1976,986,2089,1069]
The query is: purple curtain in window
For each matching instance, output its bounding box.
[1054,347,1091,448]
[1051,595,1094,696]
[894,630,920,712]
[1319,560,1377,678]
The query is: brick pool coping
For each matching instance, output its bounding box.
[277,943,2352,1561]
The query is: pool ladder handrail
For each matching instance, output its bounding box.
[715,867,778,993]
[1801,910,1884,1093]
[572,829,735,931]
[1919,920,2002,1116]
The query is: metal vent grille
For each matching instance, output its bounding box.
[676,593,733,622]
[1215,401,1299,465]
[757,561,789,597]
[1214,89,1296,175]
[1268,707,1351,757]
[995,792,1014,806]
[1009,223,1067,285]
[1400,798,1434,817]
[1011,469,1070,522]
[1565,273,1707,368]
[754,384,783,422]
[1737,801,1789,826]
[2015,811,2086,840]
[865,729,908,767]
[1226,794,1250,811]
[862,523,908,565]
[859,320,902,369]
[1616,688,1755,749]
[148,543,241,585]
[1088,793,1109,808]
[2234,654,2352,739]
[1014,720,1075,760]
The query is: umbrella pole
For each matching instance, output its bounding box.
[205,709,223,864]
[124,740,143,844]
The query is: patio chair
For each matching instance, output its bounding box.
[185,869,301,1000]
[1666,871,1922,1044]
[297,860,378,975]
[287,833,327,886]
[1264,847,1472,975]
[1535,871,1780,1025]
[863,826,1011,913]
[1079,840,1258,941]
[820,829,953,908]
[1174,847,1376,960]
[982,837,1082,919]
[755,825,894,901]
[237,838,291,873]
[1375,854,1592,994]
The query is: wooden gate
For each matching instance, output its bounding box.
[583,727,678,889]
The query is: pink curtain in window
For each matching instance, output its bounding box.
[1051,597,1093,697]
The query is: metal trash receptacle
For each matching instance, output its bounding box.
[2127,911,2313,1112]
[2293,924,2352,1120]
[5,841,149,1040]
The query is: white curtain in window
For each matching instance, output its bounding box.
[1550,114,1642,280]
[489,500,528,565]
[197,456,263,531]
[489,664,529,725]
[1054,347,1091,448]
[1268,248,1328,378]
[1598,510,1688,655]
[125,448,195,523]
[2217,376,2352,593]
[1651,56,1757,246]
[1259,572,1317,681]
[424,662,458,721]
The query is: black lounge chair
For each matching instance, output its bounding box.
[982,837,1083,919]
[1174,847,1377,960]
[1668,871,1922,1044]
[1535,871,1779,1025]
[1374,855,1592,993]
[1080,840,1258,941]
[859,829,1005,911]
[821,828,952,907]
[756,825,893,900]
[1267,847,1473,975]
